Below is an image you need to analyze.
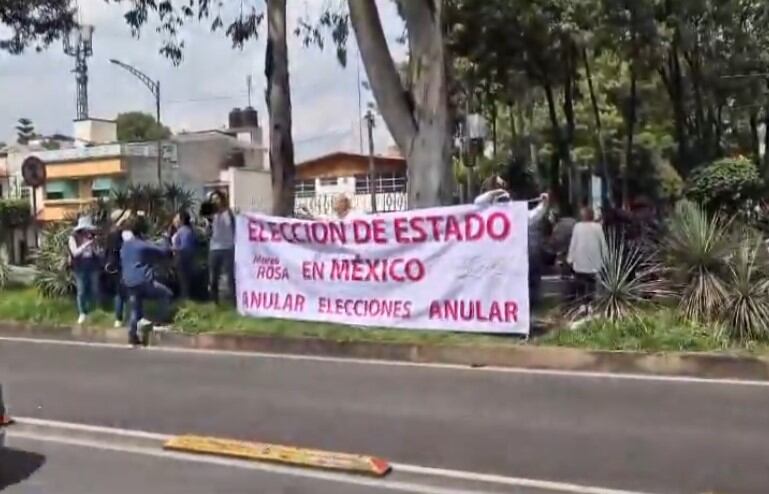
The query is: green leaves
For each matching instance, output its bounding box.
[116,112,171,143]
[685,157,763,213]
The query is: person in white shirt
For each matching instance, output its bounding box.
[68,216,102,325]
[568,206,608,312]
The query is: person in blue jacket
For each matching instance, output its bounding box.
[120,216,173,346]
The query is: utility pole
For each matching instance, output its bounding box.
[365,110,377,213]
[63,26,94,120]
[110,59,163,184]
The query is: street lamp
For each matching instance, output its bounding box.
[364,109,377,213]
[63,25,94,120]
[109,59,163,184]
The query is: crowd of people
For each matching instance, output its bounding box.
[67,190,237,346]
[474,175,609,317]
[66,180,614,345]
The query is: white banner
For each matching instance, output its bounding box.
[235,203,530,334]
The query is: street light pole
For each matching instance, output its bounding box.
[110,59,163,184]
[365,110,377,213]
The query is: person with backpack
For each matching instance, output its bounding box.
[121,216,173,346]
[207,190,236,305]
[68,216,102,325]
[171,210,196,300]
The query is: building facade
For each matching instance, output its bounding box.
[4,115,268,223]
[294,152,408,216]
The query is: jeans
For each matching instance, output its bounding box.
[175,252,194,300]
[74,268,100,316]
[209,249,235,305]
[114,282,127,323]
[127,281,173,341]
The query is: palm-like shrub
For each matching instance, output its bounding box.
[720,231,769,341]
[33,183,202,299]
[593,231,668,321]
[33,222,75,298]
[662,201,733,323]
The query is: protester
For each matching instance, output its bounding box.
[68,216,101,325]
[332,194,356,220]
[171,210,196,300]
[567,206,608,315]
[474,176,550,307]
[207,190,236,305]
[104,211,133,328]
[121,216,174,346]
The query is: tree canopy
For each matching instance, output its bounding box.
[0,0,75,54]
[116,112,171,142]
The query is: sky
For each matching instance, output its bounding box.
[0,0,405,162]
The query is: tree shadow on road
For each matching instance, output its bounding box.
[0,448,46,491]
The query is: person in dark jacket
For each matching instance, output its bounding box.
[171,210,196,300]
[121,217,173,346]
[105,211,133,328]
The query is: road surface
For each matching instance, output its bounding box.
[1,337,769,494]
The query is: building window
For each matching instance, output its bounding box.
[92,177,120,199]
[45,180,78,200]
[376,172,407,193]
[319,176,338,187]
[295,179,316,198]
[355,174,370,194]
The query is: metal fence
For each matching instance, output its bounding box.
[295,192,408,217]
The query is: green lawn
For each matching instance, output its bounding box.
[1,287,765,354]
[0,288,522,347]
[539,310,769,354]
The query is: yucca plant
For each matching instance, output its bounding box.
[662,201,733,323]
[33,223,75,298]
[720,231,769,341]
[592,231,669,321]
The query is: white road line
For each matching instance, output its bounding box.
[2,335,768,387]
[392,464,653,494]
[6,418,658,494]
[13,416,171,441]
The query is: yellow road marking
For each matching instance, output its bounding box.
[164,435,391,476]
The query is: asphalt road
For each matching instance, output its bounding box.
[0,436,397,494]
[2,338,769,494]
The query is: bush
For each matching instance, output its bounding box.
[662,201,732,323]
[592,231,668,321]
[0,199,31,230]
[33,183,205,300]
[33,222,75,298]
[720,231,769,341]
[685,156,763,213]
[542,310,730,352]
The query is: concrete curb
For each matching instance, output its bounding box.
[1,321,769,381]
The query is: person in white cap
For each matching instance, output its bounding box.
[68,215,102,325]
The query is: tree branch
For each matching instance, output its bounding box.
[348,0,416,151]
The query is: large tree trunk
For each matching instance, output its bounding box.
[349,0,453,208]
[265,0,296,216]
[543,80,566,203]
[660,38,689,172]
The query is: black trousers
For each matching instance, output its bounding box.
[574,273,597,303]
